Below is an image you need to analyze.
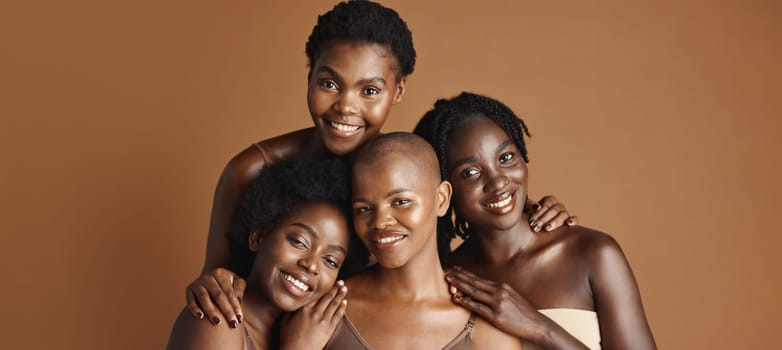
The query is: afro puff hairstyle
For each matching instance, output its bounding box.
[413,92,531,245]
[305,0,416,79]
[226,156,367,279]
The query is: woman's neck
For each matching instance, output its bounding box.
[469,212,536,265]
[368,237,449,301]
[241,280,283,347]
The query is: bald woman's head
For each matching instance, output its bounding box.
[353,132,442,186]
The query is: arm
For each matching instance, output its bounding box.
[167,308,245,350]
[589,236,656,349]
[203,146,268,273]
[185,147,267,325]
[446,267,588,349]
[527,195,578,232]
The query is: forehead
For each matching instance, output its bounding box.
[313,41,400,78]
[353,153,431,191]
[278,201,350,246]
[446,117,511,154]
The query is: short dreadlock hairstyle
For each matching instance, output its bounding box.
[413,92,531,245]
[305,0,416,79]
[226,156,363,279]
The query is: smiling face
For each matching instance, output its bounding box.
[248,201,350,311]
[445,116,529,233]
[307,41,406,156]
[351,140,450,269]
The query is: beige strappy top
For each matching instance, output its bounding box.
[324,314,477,350]
[522,308,601,349]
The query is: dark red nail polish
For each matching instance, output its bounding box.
[544,224,552,231]
[229,320,238,328]
[237,314,243,323]
[195,312,204,319]
[211,316,221,325]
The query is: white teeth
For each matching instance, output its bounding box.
[329,121,360,132]
[486,194,513,209]
[283,273,310,292]
[377,236,404,244]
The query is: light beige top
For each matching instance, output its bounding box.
[522,308,601,350]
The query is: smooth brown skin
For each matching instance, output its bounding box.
[186,40,577,327]
[169,202,350,350]
[340,133,522,349]
[443,116,655,349]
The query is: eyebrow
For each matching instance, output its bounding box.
[291,222,348,255]
[448,140,515,172]
[314,66,386,86]
[352,187,412,204]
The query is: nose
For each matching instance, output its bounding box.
[483,170,509,193]
[372,206,395,230]
[334,91,360,116]
[297,252,319,276]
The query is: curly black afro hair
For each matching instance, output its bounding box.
[226,156,367,279]
[305,0,416,79]
[413,92,531,246]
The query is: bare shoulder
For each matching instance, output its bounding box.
[471,317,523,350]
[553,225,623,260]
[166,308,244,350]
[222,127,315,184]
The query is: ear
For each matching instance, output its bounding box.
[392,77,406,104]
[435,180,452,217]
[248,229,263,252]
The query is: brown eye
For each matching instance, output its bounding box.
[461,167,480,178]
[354,205,372,215]
[499,152,514,164]
[362,86,380,96]
[287,235,308,250]
[320,80,338,90]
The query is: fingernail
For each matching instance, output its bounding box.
[566,219,575,226]
[532,224,541,232]
[449,285,457,294]
[544,224,552,231]
[229,320,238,328]
[445,275,454,282]
[342,299,348,305]
[237,314,243,323]
[211,316,221,325]
[341,286,347,292]
[336,280,344,286]
[195,311,204,319]
[532,203,541,210]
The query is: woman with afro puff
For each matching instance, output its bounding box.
[168,156,357,349]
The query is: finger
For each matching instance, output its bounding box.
[530,203,565,232]
[529,195,559,226]
[323,283,348,320]
[202,276,238,326]
[566,215,578,226]
[193,283,222,325]
[185,286,205,320]
[524,198,541,214]
[452,293,495,321]
[232,277,246,323]
[446,274,496,305]
[331,299,348,324]
[314,280,344,315]
[541,210,570,232]
[214,273,241,326]
[450,266,497,287]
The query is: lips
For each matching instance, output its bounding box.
[327,120,362,137]
[483,190,516,214]
[370,231,408,251]
[279,271,313,297]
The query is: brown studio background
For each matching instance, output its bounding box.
[1,0,780,348]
